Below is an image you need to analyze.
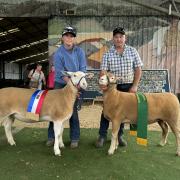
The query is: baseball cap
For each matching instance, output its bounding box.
[62,26,77,37]
[113,27,125,36]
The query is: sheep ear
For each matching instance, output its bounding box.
[61,71,73,77]
[66,72,74,76]
[85,72,94,79]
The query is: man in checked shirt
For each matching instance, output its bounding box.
[96,27,143,148]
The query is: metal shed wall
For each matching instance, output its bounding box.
[49,15,180,94]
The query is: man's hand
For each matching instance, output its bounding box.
[77,92,81,98]
[129,85,138,93]
[63,76,70,83]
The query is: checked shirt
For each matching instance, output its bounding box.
[101,44,143,84]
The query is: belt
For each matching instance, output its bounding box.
[117,83,133,85]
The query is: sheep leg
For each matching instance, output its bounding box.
[59,123,65,148]
[158,120,169,146]
[3,116,16,146]
[115,137,119,150]
[167,121,180,156]
[53,121,62,156]
[108,121,120,155]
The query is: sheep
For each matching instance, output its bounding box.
[0,71,91,156]
[99,72,180,156]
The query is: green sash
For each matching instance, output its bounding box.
[130,92,148,146]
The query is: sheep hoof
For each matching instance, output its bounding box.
[54,149,61,156]
[54,152,61,156]
[108,149,114,155]
[9,140,16,146]
[176,151,180,157]
[158,140,166,147]
[59,144,65,149]
[158,143,165,147]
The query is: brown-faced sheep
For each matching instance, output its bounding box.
[99,72,180,156]
[0,71,90,156]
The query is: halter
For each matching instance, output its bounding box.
[106,75,117,85]
[70,75,86,89]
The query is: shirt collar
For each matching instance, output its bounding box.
[62,44,77,52]
[110,44,127,56]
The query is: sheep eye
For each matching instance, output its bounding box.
[74,74,77,77]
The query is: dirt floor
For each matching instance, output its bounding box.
[12,102,163,131]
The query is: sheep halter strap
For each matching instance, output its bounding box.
[70,76,86,89]
[26,90,48,121]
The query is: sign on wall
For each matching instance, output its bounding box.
[84,69,170,99]
[138,69,170,93]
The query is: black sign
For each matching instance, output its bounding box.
[84,69,170,99]
[138,69,170,93]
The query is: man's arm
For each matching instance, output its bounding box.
[79,48,87,72]
[129,47,143,93]
[42,72,46,85]
[28,70,34,80]
[100,52,109,76]
[99,53,109,91]
[129,66,142,93]
[54,50,70,83]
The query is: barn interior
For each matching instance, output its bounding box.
[0,17,48,88]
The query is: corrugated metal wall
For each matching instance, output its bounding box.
[49,15,180,94]
[4,62,20,79]
[2,0,180,93]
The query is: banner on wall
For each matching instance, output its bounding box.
[83,69,170,99]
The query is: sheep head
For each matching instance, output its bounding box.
[99,72,117,86]
[62,71,88,90]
